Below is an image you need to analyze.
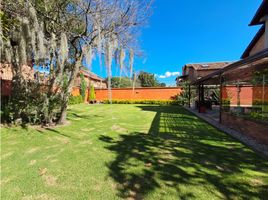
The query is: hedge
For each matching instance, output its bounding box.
[69,95,83,105]
[102,99,182,105]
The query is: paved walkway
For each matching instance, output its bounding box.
[184,107,268,159]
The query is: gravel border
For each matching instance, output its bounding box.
[184,107,268,159]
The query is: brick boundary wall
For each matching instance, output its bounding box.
[94,87,182,101]
[221,112,268,145]
[222,85,268,106]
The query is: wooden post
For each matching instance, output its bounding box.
[198,84,201,113]
[188,84,191,108]
[219,74,223,123]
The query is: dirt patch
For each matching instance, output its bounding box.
[22,194,56,200]
[49,159,58,163]
[111,125,127,133]
[55,136,69,144]
[93,184,102,191]
[1,152,14,160]
[44,155,56,161]
[43,175,57,186]
[38,168,57,186]
[29,160,37,166]
[39,168,48,176]
[44,144,59,149]
[0,176,15,186]
[80,128,95,132]
[26,147,39,154]
[79,140,93,145]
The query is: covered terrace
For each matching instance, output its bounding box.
[188,50,268,144]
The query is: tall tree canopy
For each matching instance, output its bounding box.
[137,71,161,87]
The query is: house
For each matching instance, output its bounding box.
[71,69,107,100]
[191,0,268,145]
[176,62,232,85]
[241,0,268,58]
[74,69,107,89]
[1,63,106,100]
[0,63,34,96]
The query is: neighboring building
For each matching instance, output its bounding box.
[176,62,232,85]
[74,69,107,89]
[0,63,34,96]
[242,0,268,58]
[1,63,106,99]
[192,0,268,145]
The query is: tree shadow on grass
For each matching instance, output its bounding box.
[99,105,268,199]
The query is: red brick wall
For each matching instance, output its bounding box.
[1,80,12,96]
[222,112,268,145]
[94,87,182,101]
[222,85,268,106]
[71,87,89,102]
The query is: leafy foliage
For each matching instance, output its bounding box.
[110,77,133,88]
[137,71,160,87]
[102,99,182,105]
[69,95,83,105]
[89,85,96,101]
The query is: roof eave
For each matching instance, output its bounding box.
[192,49,268,85]
[241,26,265,59]
[249,0,268,26]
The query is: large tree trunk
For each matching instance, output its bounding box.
[57,55,82,124]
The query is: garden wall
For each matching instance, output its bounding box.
[72,87,89,102]
[221,112,268,145]
[94,87,182,101]
[222,85,268,106]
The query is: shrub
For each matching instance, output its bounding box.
[69,95,83,105]
[89,85,96,102]
[102,99,182,105]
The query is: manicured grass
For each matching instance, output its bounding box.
[1,104,268,199]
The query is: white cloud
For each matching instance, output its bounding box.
[158,71,180,79]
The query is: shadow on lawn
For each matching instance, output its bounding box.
[99,105,268,199]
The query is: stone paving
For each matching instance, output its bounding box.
[185,106,268,159]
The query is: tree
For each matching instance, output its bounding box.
[110,77,132,88]
[160,83,166,87]
[1,0,153,125]
[137,71,160,87]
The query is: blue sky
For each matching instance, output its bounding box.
[91,0,262,86]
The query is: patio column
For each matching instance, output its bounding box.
[198,84,201,113]
[188,84,191,108]
[219,74,223,123]
[201,84,205,102]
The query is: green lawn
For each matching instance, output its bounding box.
[1,104,268,200]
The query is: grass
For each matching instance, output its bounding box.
[1,104,268,200]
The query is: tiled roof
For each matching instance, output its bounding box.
[0,64,13,80]
[185,62,232,71]
[0,63,34,80]
[80,69,106,81]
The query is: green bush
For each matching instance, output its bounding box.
[102,99,182,105]
[69,95,83,105]
[89,85,96,102]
